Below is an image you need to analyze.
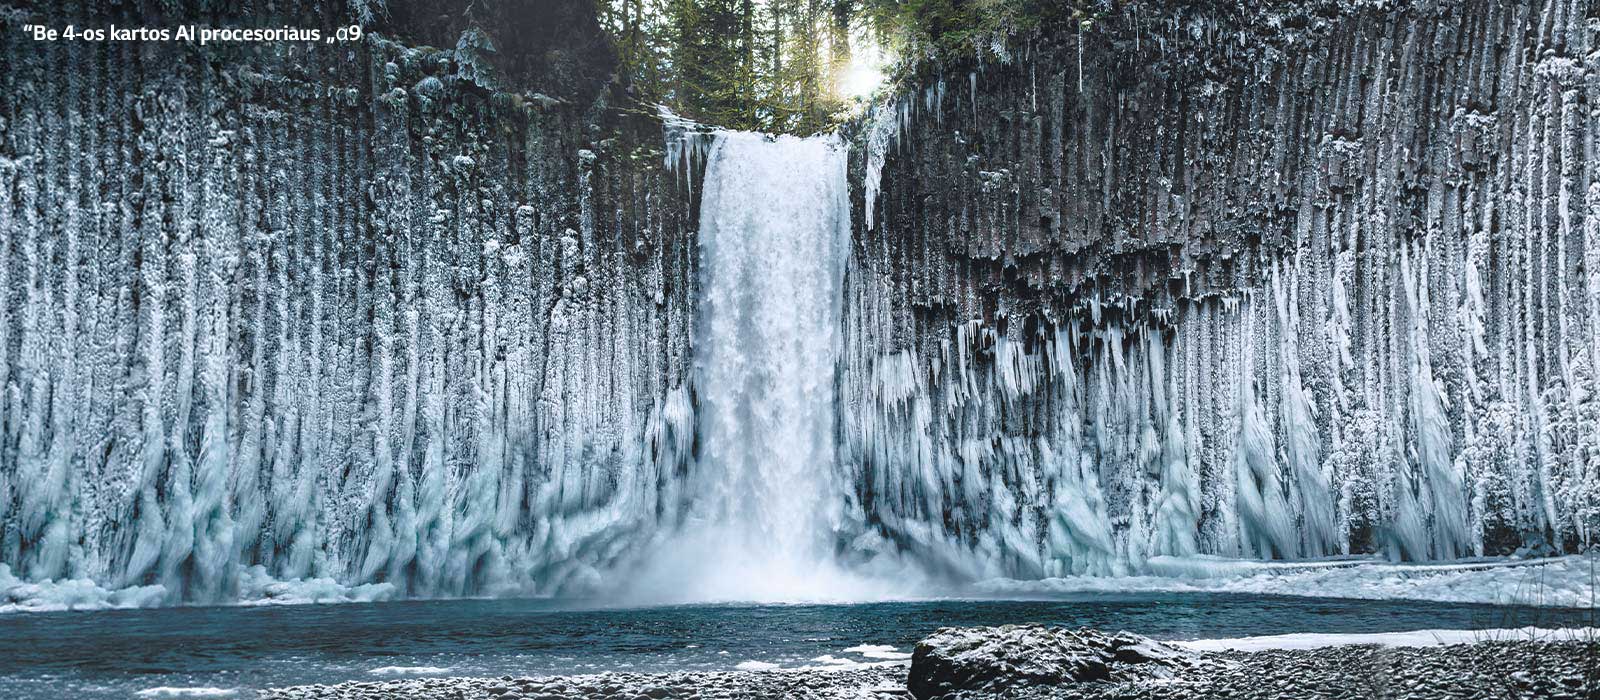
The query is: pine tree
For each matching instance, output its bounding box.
[596,0,862,133]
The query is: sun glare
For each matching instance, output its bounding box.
[841,35,888,100]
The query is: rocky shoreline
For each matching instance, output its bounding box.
[260,627,1600,700]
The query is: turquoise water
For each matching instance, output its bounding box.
[0,593,1588,699]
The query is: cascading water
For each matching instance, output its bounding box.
[623,129,904,603]
[696,131,849,564]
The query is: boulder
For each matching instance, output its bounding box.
[906,625,1201,699]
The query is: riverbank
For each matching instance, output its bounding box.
[259,633,1599,699]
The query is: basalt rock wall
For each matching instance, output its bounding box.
[0,1,698,603]
[840,0,1600,576]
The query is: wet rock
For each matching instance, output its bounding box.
[906,625,1201,698]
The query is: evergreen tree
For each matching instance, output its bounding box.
[596,0,879,133]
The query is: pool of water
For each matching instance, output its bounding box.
[0,592,1589,699]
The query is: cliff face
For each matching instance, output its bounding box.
[0,2,698,602]
[1,0,1597,606]
[841,0,1600,575]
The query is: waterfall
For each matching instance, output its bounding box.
[620,130,902,603]
[696,131,850,560]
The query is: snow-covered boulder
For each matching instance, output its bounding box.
[906,625,1201,698]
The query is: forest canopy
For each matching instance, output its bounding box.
[594,0,1098,133]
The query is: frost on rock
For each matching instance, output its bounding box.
[839,0,1600,578]
[907,625,1207,699]
[0,25,698,604]
[659,106,715,192]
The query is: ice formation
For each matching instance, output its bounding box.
[835,0,1600,584]
[836,255,1599,581]
[975,554,1600,609]
[0,27,700,605]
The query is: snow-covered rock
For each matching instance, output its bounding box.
[906,625,1205,698]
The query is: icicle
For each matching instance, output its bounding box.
[969,72,978,129]
[863,97,901,231]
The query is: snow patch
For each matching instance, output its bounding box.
[0,563,402,615]
[1178,626,1600,652]
[977,554,1600,608]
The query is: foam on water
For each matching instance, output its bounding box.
[368,666,454,676]
[133,689,238,699]
[842,644,913,660]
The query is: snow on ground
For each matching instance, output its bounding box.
[1177,626,1600,652]
[976,554,1600,608]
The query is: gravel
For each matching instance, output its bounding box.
[258,665,907,700]
[259,637,1600,699]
